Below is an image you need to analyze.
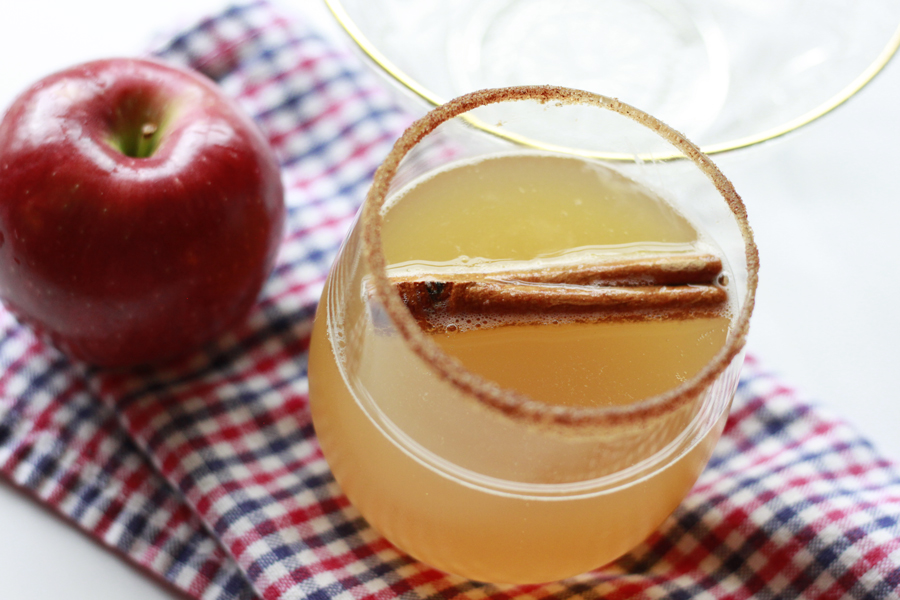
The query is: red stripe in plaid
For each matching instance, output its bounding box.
[3,3,900,600]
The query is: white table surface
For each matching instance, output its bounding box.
[1,1,898,598]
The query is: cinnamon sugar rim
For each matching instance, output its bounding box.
[362,86,759,431]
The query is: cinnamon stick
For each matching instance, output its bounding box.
[389,253,723,287]
[389,253,729,332]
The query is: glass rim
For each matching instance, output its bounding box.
[326,0,900,159]
[361,85,760,432]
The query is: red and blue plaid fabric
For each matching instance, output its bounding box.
[1,2,899,599]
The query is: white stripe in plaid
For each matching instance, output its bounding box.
[2,2,899,599]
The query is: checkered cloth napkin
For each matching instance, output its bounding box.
[2,2,899,599]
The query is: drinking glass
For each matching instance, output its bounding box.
[308,86,758,584]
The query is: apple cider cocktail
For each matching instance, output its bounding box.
[309,87,757,584]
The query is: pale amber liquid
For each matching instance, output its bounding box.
[309,153,733,583]
[383,153,730,409]
[433,319,728,409]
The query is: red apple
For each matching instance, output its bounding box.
[0,58,285,367]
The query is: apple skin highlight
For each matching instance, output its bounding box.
[0,58,285,367]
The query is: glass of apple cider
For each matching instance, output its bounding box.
[308,86,758,584]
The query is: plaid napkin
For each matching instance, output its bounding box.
[2,2,899,599]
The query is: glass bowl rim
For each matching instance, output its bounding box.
[326,0,900,159]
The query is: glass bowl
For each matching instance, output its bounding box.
[325,0,900,156]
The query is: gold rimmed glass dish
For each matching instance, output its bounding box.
[325,0,900,157]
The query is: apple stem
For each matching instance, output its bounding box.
[135,122,160,158]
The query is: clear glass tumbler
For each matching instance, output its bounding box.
[309,86,758,584]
